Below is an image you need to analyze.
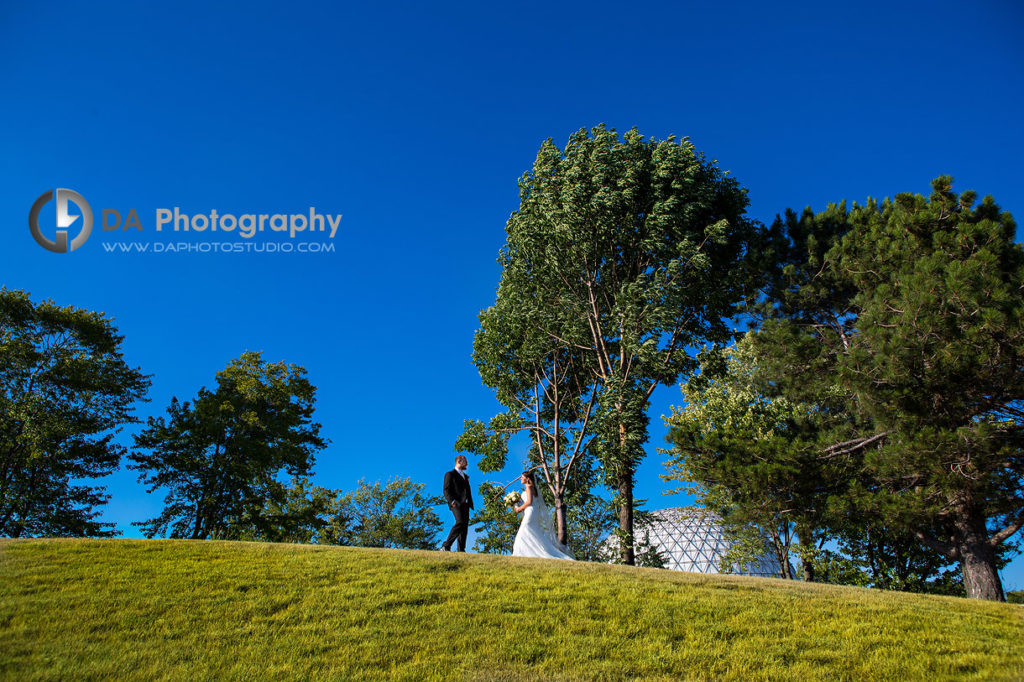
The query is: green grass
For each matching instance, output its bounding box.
[1,539,1021,681]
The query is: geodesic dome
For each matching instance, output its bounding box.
[618,507,786,577]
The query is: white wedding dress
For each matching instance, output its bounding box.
[512,490,575,560]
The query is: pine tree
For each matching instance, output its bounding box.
[751,178,1024,600]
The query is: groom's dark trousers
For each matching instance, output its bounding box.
[442,469,474,552]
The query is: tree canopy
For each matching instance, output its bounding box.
[0,288,150,537]
[468,124,757,563]
[665,336,856,580]
[323,477,443,550]
[670,177,1023,600]
[129,351,326,539]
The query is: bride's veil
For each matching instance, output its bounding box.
[533,492,566,548]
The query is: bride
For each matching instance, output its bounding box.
[511,471,574,560]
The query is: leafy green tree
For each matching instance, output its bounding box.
[471,481,522,555]
[456,281,599,547]
[807,524,1018,597]
[627,508,669,569]
[826,524,963,595]
[597,504,668,569]
[0,288,151,537]
[129,351,326,539]
[593,497,671,565]
[714,517,796,579]
[664,337,857,581]
[750,177,1024,600]
[806,547,871,587]
[324,477,443,549]
[562,458,619,562]
[483,125,756,564]
[215,476,336,544]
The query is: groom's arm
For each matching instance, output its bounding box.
[443,470,455,506]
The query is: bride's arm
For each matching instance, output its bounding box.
[513,488,533,513]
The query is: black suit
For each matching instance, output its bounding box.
[442,468,474,551]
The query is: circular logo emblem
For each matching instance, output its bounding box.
[29,188,93,253]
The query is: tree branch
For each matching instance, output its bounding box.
[988,506,1024,547]
[820,431,891,458]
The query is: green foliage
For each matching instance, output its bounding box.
[668,176,1024,599]
[562,478,618,562]
[805,535,964,596]
[804,547,871,588]
[811,526,1019,597]
[714,519,791,578]
[598,501,668,569]
[828,525,965,595]
[827,181,1024,565]
[129,351,326,539]
[475,124,758,563]
[471,481,521,555]
[630,509,668,569]
[457,226,600,548]
[453,413,525,475]
[215,476,337,544]
[743,176,1024,600]
[325,477,443,550]
[1008,590,1024,605]
[0,288,151,538]
[664,336,853,579]
[5,538,1023,680]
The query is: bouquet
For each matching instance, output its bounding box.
[503,491,521,507]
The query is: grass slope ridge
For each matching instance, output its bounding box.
[1,539,1021,681]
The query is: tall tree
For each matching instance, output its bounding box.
[129,351,326,539]
[323,477,443,550]
[561,456,619,562]
[491,125,756,563]
[456,279,599,547]
[0,288,151,537]
[751,177,1024,600]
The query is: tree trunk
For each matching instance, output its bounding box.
[867,539,880,585]
[615,416,635,566]
[771,533,791,579]
[779,541,793,580]
[191,499,204,539]
[554,494,569,547]
[618,469,634,565]
[955,510,1005,601]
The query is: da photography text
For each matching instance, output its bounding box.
[107,207,341,239]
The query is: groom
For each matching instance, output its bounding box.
[441,455,474,552]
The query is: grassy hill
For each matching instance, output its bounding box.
[1,539,1021,681]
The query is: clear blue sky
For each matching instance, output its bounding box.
[2,1,1022,589]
